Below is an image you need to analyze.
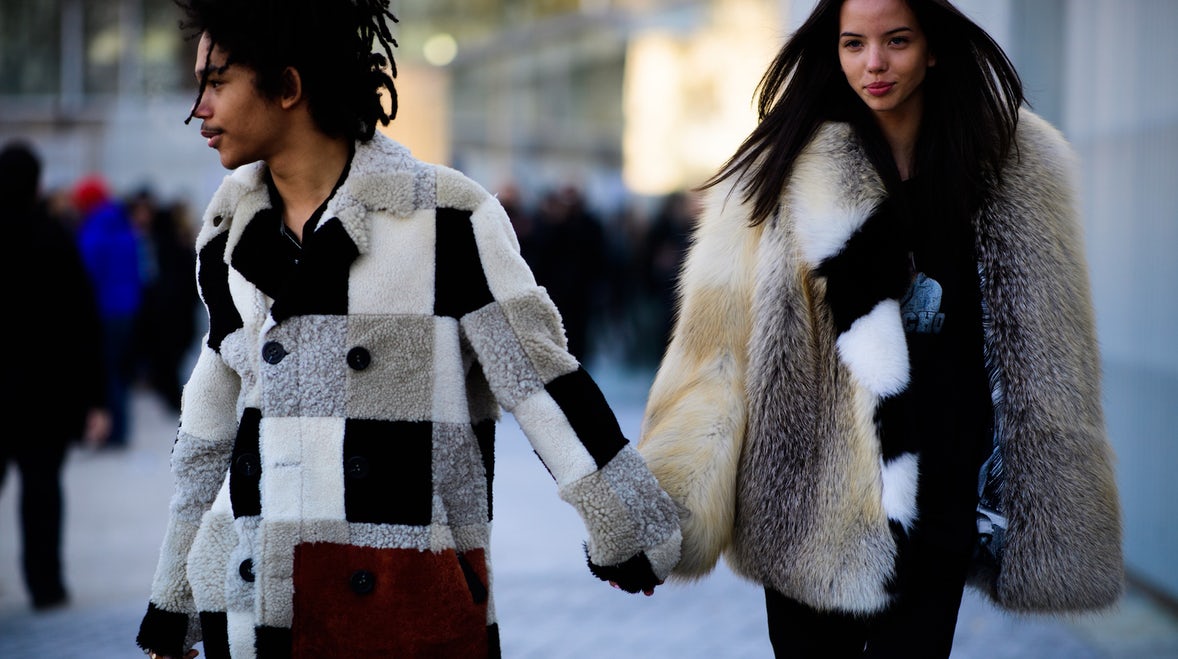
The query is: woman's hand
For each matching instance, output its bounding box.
[147,650,199,659]
[609,579,663,596]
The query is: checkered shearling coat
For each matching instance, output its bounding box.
[137,134,681,658]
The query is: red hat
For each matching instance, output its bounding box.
[71,174,110,215]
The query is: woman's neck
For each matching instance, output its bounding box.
[874,100,923,181]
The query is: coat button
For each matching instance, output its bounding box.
[345,456,370,480]
[350,569,376,595]
[346,347,371,371]
[235,454,260,478]
[262,341,288,364]
[239,559,255,583]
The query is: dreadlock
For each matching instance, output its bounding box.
[181,0,399,142]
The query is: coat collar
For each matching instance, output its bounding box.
[195,133,425,260]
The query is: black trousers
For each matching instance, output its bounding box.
[764,506,978,659]
[0,439,69,607]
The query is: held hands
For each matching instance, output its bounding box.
[608,579,663,596]
[586,545,666,596]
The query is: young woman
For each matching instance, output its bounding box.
[638,0,1123,656]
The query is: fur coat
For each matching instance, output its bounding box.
[639,110,1122,615]
[137,134,681,658]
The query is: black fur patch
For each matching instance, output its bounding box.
[229,408,263,518]
[545,368,627,469]
[136,602,189,658]
[816,200,911,334]
[199,231,243,352]
[343,419,433,525]
[434,208,494,319]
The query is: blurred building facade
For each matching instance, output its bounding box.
[1,0,1174,605]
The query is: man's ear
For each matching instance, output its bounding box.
[279,66,303,110]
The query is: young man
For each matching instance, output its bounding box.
[136,2,680,658]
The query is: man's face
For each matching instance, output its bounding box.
[191,33,286,170]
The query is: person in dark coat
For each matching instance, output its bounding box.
[0,141,110,610]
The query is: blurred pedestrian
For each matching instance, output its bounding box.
[0,141,111,611]
[638,0,1122,657]
[128,189,199,412]
[136,2,680,658]
[529,185,608,363]
[72,174,143,448]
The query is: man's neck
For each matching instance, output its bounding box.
[266,130,352,241]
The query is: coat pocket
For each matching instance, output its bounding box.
[291,543,490,656]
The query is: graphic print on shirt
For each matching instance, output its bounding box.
[900,272,945,334]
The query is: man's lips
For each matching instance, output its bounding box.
[200,126,223,147]
[866,82,895,97]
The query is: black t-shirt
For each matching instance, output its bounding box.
[875,176,995,587]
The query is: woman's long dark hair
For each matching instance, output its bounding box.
[704,0,1025,225]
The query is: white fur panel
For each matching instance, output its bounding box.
[349,208,436,315]
[682,184,760,293]
[435,165,490,212]
[789,156,878,264]
[431,318,469,424]
[227,610,257,659]
[836,299,910,396]
[880,453,919,532]
[471,197,535,302]
[512,390,598,487]
[260,417,346,522]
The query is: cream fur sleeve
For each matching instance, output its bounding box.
[638,182,763,578]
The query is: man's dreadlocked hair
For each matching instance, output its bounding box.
[182,0,399,142]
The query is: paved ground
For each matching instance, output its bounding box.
[2,365,1177,658]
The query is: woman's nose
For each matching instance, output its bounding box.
[867,46,887,73]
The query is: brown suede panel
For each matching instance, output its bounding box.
[291,543,489,656]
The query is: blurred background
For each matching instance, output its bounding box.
[1,0,1175,628]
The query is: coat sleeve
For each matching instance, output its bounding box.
[636,182,763,579]
[438,168,681,591]
[138,284,242,655]
[974,111,1123,611]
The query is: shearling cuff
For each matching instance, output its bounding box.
[136,602,192,657]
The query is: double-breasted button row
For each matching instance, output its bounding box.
[345,456,370,480]
[262,341,288,365]
[260,342,373,370]
[235,454,260,478]
[350,569,376,595]
[239,559,255,583]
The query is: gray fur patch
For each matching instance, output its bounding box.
[461,303,546,411]
[344,314,436,421]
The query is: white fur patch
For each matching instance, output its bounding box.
[512,390,598,487]
[470,196,535,302]
[836,299,910,396]
[431,318,468,424]
[227,609,257,659]
[881,452,919,531]
[790,166,876,264]
[349,208,436,315]
[260,417,346,522]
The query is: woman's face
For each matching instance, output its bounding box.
[837,0,935,126]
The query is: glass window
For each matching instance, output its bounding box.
[0,0,63,95]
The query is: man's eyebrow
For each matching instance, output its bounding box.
[197,63,230,78]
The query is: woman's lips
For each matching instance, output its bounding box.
[866,82,895,97]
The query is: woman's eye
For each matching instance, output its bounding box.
[842,39,863,49]
[890,36,910,46]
